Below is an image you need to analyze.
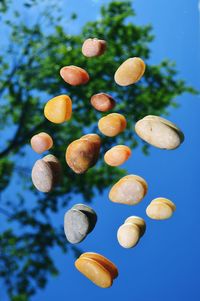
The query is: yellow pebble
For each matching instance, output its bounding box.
[44,95,72,124]
[114,57,146,86]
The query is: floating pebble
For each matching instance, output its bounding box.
[82,38,107,57]
[114,57,146,86]
[64,204,97,244]
[146,197,176,220]
[60,65,89,86]
[117,216,146,248]
[31,159,54,193]
[98,113,126,137]
[104,145,131,166]
[31,155,61,192]
[90,93,116,112]
[30,132,53,154]
[75,252,118,288]
[109,174,148,205]
[44,95,72,124]
[135,115,184,150]
[66,134,101,174]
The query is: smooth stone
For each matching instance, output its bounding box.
[31,159,54,193]
[64,209,90,244]
[135,115,184,150]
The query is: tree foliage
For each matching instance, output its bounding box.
[0,1,195,300]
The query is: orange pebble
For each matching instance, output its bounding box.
[60,66,89,86]
[98,113,127,137]
[104,145,131,166]
[44,95,72,124]
[30,132,53,154]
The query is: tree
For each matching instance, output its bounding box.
[0,1,196,300]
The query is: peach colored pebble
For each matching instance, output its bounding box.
[104,145,131,166]
[44,95,72,124]
[109,174,148,205]
[60,65,89,86]
[90,93,116,112]
[82,38,107,57]
[98,113,127,137]
[30,132,53,154]
[114,57,146,86]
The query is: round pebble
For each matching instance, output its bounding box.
[135,115,184,150]
[114,57,146,86]
[60,65,89,86]
[104,145,131,166]
[30,132,53,154]
[146,197,176,220]
[90,93,116,112]
[109,174,148,205]
[98,113,127,137]
[82,38,107,57]
[44,95,72,124]
[125,216,146,237]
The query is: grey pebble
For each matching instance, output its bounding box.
[64,209,90,244]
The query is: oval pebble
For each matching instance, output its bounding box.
[31,159,54,193]
[104,145,131,166]
[64,209,90,244]
[114,57,145,86]
[98,113,127,137]
[135,115,184,150]
[109,174,148,205]
[60,65,89,86]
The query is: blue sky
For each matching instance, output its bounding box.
[1,0,200,301]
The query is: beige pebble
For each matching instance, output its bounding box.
[146,197,176,220]
[109,174,148,205]
[117,223,140,248]
[82,38,107,57]
[114,57,145,86]
[98,113,127,137]
[60,66,89,86]
[135,115,184,150]
[31,159,54,193]
[90,93,116,112]
[30,132,53,154]
[104,145,131,166]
